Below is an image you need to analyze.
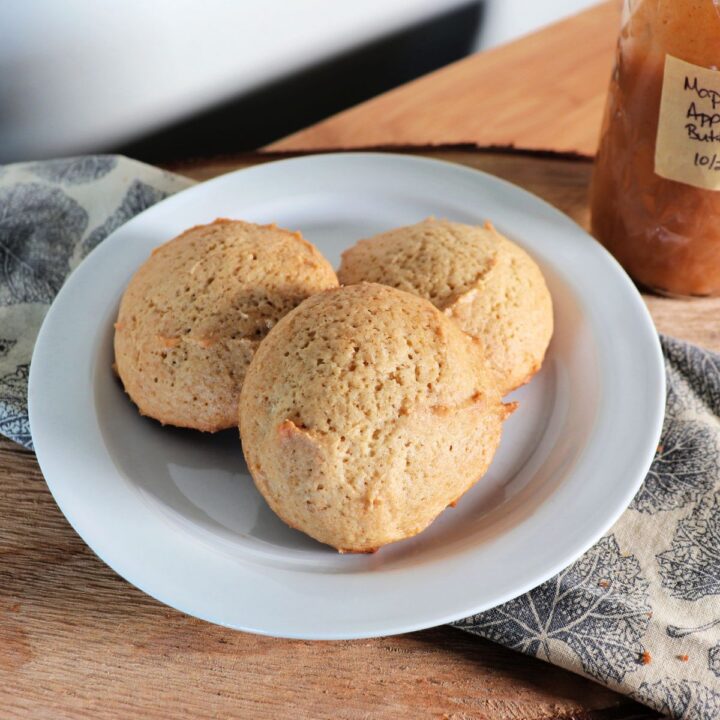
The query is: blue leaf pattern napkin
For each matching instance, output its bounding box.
[456,338,720,718]
[1,155,719,719]
[0,156,193,447]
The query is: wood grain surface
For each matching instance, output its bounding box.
[0,436,651,720]
[265,2,620,158]
[3,148,704,720]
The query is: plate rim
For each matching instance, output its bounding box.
[28,151,666,639]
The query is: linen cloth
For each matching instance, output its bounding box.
[1,155,719,719]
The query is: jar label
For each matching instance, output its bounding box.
[655,55,720,191]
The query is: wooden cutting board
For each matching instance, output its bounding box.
[265,1,620,157]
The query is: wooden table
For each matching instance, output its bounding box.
[7,148,719,719]
[5,5,720,719]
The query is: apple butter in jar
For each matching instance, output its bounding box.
[591,0,720,296]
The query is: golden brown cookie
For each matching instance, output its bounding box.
[114,219,338,431]
[338,219,553,394]
[239,282,512,553]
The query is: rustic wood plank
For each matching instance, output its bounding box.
[0,438,656,720]
[264,2,620,158]
[1,150,687,720]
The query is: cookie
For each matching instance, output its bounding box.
[338,219,553,393]
[239,282,512,553]
[114,219,338,431]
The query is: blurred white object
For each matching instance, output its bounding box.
[478,0,600,49]
[0,0,470,161]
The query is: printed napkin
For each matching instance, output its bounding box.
[1,155,719,719]
[0,156,192,446]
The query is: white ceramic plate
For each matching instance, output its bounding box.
[29,153,665,640]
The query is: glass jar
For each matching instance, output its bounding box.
[591,0,720,297]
